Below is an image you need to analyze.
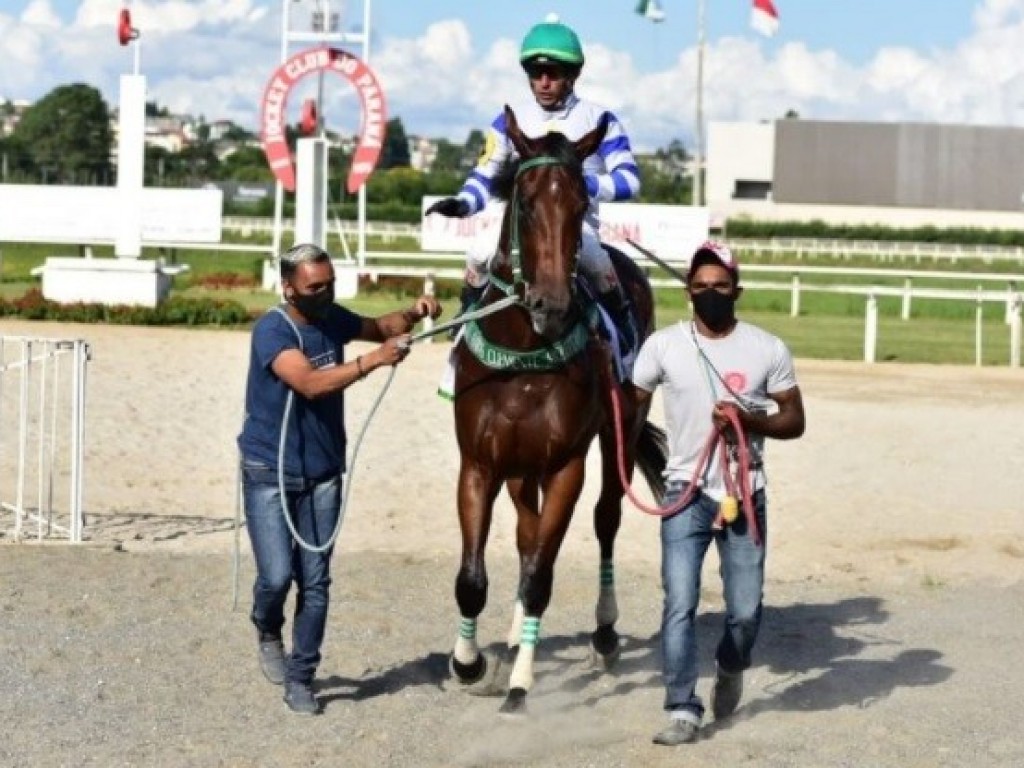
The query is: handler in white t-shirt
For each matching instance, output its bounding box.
[632,241,806,747]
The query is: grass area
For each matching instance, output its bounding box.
[2,239,1021,366]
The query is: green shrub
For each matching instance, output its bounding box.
[0,289,254,326]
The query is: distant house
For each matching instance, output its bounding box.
[0,99,30,136]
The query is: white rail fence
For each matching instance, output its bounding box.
[0,336,89,543]
[356,251,1024,367]
[220,218,1024,264]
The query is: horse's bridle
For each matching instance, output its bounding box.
[488,154,582,300]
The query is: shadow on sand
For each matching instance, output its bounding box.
[314,595,952,720]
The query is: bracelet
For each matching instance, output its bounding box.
[355,356,365,379]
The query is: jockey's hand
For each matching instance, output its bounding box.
[426,197,470,218]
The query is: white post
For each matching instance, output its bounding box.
[901,277,912,320]
[864,292,878,364]
[357,0,372,267]
[789,273,800,318]
[1010,294,1022,369]
[295,138,328,249]
[70,340,87,543]
[975,286,983,368]
[14,340,30,541]
[1007,281,1018,325]
[115,74,147,258]
[422,274,435,343]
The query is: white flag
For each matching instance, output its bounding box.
[635,0,666,23]
[751,0,780,37]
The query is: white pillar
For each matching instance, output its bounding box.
[864,292,878,364]
[1010,295,1021,369]
[422,274,435,342]
[901,277,912,320]
[975,287,983,368]
[789,273,800,318]
[115,74,146,258]
[295,137,328,249]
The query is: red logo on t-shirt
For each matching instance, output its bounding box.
[724,371,747,394]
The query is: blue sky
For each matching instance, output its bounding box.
[3,1,1022,151]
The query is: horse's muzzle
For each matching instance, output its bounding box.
[524,286,574,338]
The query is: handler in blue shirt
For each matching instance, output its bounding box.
[237,243,442,715]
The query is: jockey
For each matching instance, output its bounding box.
[426,14,642,351]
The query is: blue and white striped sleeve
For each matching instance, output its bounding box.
[456,113,513,215]
[585,111,641,203]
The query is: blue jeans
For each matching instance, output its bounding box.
[660,482,767,719]
[242,460,342,685]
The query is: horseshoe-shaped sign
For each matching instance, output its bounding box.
[260,47,387,194]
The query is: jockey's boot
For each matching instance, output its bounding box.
[450,281,487,340]
[597,285,637,356]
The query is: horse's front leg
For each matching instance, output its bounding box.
[501,459,585,714]
[451,459,500,685]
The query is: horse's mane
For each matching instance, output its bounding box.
[490,132,584,202]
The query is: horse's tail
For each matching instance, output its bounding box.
[635,420,668,504]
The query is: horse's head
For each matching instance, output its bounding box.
[497,105,607,339]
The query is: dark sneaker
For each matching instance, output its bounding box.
[652,717,700,746]
[710,666,743,720]
[257,632,286,686]
[283,681,320,716]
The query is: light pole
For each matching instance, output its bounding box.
[693,0,706,208]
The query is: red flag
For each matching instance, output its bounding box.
[751,0,779,37]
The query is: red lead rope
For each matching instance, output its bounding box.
[609,383,762,546]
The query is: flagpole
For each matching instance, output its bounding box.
[693,0,706,207]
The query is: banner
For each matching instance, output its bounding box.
[260,47,386,194]
[422,198,710,264]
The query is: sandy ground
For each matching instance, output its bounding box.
[1,318,1023,767]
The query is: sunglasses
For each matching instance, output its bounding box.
[526,64,570,81]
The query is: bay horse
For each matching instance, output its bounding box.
[447,105,667,713]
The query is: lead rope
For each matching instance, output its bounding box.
[608,383,760,544]
[231,296,519,609]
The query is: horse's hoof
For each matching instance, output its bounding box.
[499,687,528,715]
[450,652,487,686]
[466,652,510,697]
[589,624,621,670]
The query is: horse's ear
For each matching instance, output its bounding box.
[504,105,531,156]
[574,113,609,160]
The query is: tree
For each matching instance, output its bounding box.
[145,101,169,117]
[431,138,464,173]
[379,116,410,169]
[13,83,113,184]
[463,129,486,170]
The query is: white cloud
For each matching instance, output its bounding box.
[6,0,1024,151]
[22,0,61,28]
[74,0,266,33]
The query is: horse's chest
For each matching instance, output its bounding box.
[497,381,550,422]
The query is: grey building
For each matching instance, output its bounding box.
[707,119,1024,229]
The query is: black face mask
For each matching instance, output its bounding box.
[290,287,334,321]
[690,290,736,332]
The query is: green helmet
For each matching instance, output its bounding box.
[519,19,584,68]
